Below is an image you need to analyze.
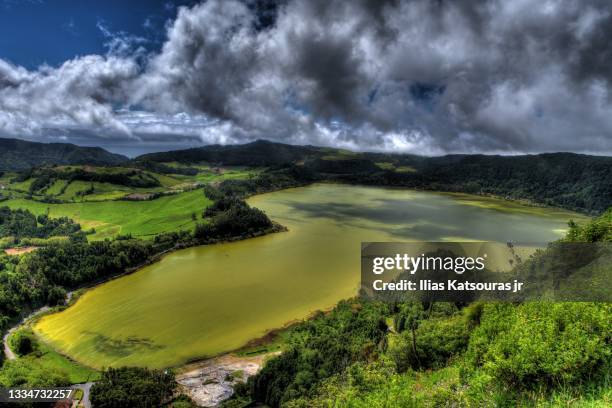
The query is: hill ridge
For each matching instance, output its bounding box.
[0,137,128,171]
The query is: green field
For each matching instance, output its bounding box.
[43,179,68,195]
[8,178,34,192]
[4,189,211,239]
[1,328,99,386]
[1,164,259,202]
[57,181,92,200]
[61,181,163,202]
[190,166,262,184]
[0,163,265,239]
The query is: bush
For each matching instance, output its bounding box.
[90,367,176,408]
[390,313,469,372]
[196,201,272,240]
[0,206,81,239]
[10,330,33,356]
[565,208,611,242]
[250,300,389,407]
[169,394,198,408]
[463,302,611,389]
[47,285,67,306]
[0,358,69,388]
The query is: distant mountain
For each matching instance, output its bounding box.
[137,140,325,166]
[0,138,128,171]
[136,139,417,172]
[3,137,609,214]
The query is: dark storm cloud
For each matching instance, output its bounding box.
[0,0,611,154]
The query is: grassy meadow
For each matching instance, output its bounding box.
[0,164,260,239]
[4,189,211,239]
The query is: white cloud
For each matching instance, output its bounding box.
[1,0,611,155]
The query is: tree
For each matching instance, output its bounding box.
[47,285,67,306]
[90,367,176,408]
[11,330,33,356]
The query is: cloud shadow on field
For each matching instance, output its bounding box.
[83,331,165,357]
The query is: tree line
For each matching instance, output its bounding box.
[0,206,82,241]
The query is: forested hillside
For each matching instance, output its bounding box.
[0,138,127,171]
[137,140,324,166]
[382,153,612,215]
[138,140,612,214]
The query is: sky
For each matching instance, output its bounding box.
[0,0,611,156]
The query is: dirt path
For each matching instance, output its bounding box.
[71,382,94,408]
[3,305,50,360]
[176,352,280,407]
[2,330,16,360]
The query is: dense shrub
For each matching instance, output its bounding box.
[215,165,316,198]
[0,358,69,388]
[28,173,53,193]
[10,329,33,356]
[28,167,160,189]
[196,196,272,240]
[47,285,67,306]
[203,196,247,217]
[463,302,611,388]
[135,160,198,176]
[390,304,469,371]
[90,367,176,408]
[565,208,611,242]
[250,300,389,407]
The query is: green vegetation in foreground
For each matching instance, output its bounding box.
[3,189,211,239]
[222,209,612,407]
[0,328,99,387]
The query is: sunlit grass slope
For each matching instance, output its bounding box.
[4,189,211,239]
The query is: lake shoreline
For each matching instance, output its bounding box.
[28,184,586,374]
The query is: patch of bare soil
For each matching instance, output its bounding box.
[176,352,279,407]
[123,193,153,200]
[4,246,39,256]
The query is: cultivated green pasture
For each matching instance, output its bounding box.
[191,166,262,184]
[1,164,259,201]
[0,164,261,237]
[4,189,211,239]
[43,179,67,195]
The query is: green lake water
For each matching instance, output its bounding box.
[33,184,583,368]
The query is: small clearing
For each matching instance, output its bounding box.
[176,352,279,407]
[4,246,39,256]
